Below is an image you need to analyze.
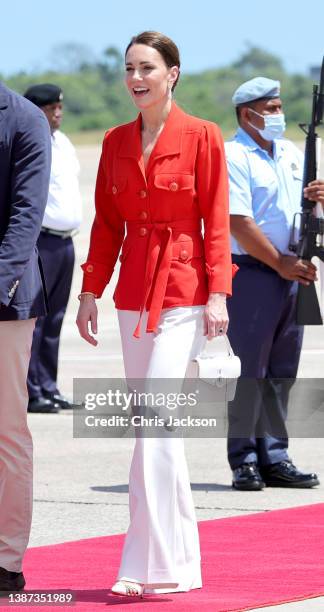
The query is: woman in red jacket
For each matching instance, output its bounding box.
[77,31,234,598]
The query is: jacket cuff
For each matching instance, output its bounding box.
[205,263,238,296]
[80,261,113,298]
[0,280,20,306]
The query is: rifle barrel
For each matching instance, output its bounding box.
[316,56,324,125]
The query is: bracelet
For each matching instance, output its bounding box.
[77,292,97,300]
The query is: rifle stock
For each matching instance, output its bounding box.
[296,282,322,325]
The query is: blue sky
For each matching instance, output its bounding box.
[2,0,323,76]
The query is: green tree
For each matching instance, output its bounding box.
[3,43,314,136]
[97,46,123,83]
[49,43,96,73]
[232,44,284,77]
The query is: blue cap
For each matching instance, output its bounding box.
[232,77,280,106]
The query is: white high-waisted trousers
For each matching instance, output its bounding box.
[116,306,206,594]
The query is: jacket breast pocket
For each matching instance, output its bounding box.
[154,173,195,194]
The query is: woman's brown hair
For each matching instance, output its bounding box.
[125,31,181,91]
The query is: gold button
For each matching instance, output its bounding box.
[139,227,147,237]
[112,185,117,195]
[169,182,178,191]
[139,211,148,220]
[86,264,94,272]
[139,189,147,198]
[180,249,188,261]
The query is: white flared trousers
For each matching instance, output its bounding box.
[0,319,35,572]
[117,306,206,593]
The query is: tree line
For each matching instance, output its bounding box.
[2,44,315,136]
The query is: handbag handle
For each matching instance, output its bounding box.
[199,334,234,359]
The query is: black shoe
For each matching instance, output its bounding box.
[42,390,74,409]
[232,462,265,491]
[0,567,25,594]
[260,461,320,488]
[28,396,60,413]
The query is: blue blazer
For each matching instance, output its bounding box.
[0,82,51,321]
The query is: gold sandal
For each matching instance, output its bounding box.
[111,579,145,597]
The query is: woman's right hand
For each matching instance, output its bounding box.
[76,294,98,346]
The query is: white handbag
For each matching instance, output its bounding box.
[186,335,241,402]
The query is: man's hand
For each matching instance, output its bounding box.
[76,294,98,346]
[277,255,318,286]
[303,179,324,206]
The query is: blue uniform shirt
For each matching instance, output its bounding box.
[225,127,304,255]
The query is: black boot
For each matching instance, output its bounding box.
[0,567,25,595]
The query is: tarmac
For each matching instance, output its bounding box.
[27,145,324,611]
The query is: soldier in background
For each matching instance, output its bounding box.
[24,84,82,413]
[225,77,323,491]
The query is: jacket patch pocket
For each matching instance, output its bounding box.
[154,173,195,193]
[167,239,207,303]
[171,240,204,263]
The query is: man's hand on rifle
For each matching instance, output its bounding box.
[303,179,324,206]
[277,255,318,286]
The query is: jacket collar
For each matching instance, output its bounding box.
[118,101,185,178]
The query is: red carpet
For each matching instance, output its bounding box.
[2,503,324,611]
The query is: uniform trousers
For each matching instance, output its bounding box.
[116,306,206,593]
[0,319,35,572]
[27,232,75,398]
[227,256,304,470]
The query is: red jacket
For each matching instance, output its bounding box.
[81,102,237,337]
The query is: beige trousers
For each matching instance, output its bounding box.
[0,318,35,572]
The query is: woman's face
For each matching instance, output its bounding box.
[125,43,178,110]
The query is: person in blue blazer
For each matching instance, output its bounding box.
[0,81,51,593]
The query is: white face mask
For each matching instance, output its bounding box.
[248,108,286,141]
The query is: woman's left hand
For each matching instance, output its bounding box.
[204,292,229,339]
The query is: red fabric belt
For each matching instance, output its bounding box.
[125,220,202,338]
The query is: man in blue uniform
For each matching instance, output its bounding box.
[225,77,323,490]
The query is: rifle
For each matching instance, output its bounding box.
[289,57,324,325]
